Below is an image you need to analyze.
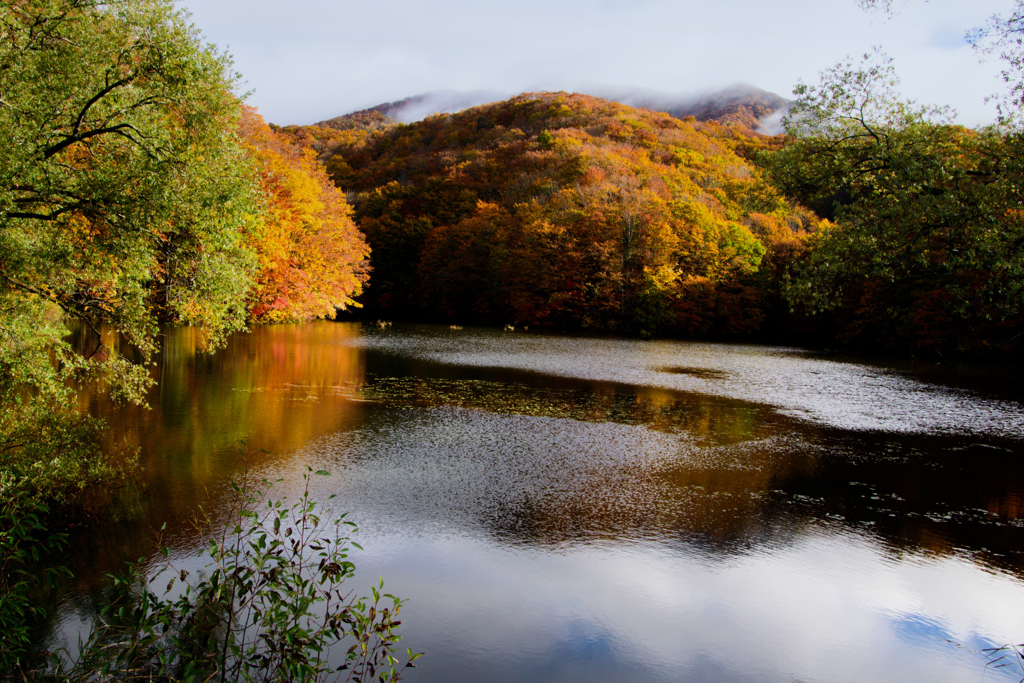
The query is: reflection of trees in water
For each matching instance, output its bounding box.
[359,375,774,446]
[490,433,824,549]
[356,373,822,547]
[488,427,1024,581]
[358,370,1024,579]
[765,433,1024,577]
[540,428,1024,571]
[63,322,367,585]
[58,325,1024,615]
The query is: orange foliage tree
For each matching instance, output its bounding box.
[238,108,369,323]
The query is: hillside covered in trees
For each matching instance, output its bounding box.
[4,1,1023,536]
[5,0,1024,677]
[317,92,818,338]
[294,74,1024,359]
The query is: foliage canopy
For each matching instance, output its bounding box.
[764,52,1024,353]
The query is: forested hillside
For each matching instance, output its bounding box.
[301,71,1024,358]
[321,92,821,336]
[8,0,1024,677]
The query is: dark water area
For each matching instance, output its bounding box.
[54,322,1024,682]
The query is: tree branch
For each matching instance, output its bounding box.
[44,122,154,159]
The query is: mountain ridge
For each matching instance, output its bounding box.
[312,85,790,133]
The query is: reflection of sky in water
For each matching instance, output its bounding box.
[354,328,1024,437]
[256,403,1024,683]
[318,523,1023,683]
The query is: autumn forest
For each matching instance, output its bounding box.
[3,0,1022,518]
[271,83,1024,358]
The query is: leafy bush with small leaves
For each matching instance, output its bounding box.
[0,491,73,676]
[40,464,421,682]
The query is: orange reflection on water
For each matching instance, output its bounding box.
[73,322,366,539]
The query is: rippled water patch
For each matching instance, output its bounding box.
[356,327,1024,438]
[252,401,1024,683]
[351,375,777,447]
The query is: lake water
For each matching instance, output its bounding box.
[57,322,1024,682]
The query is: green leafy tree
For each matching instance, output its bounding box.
[0,0,261,499]
[764,52,1024,353]
[0,492,72,673]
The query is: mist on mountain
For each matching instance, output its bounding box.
[604,84,790,131]
[316,90,509,129]
[312,85,790,133]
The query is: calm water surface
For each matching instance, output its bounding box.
[58,323,1024,683]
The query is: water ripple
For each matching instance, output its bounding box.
[357,329,1024,438]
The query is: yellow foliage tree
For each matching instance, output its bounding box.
[239,107,369,323]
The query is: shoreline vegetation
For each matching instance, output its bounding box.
[2,0,1024,679]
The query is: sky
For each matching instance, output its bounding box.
[177,0,1013,127]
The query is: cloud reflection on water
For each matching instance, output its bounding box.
[339,525,1024,683]
[275,397,1024,683]
[58,323,1024,682]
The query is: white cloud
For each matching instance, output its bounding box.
[179,0,1010,127]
